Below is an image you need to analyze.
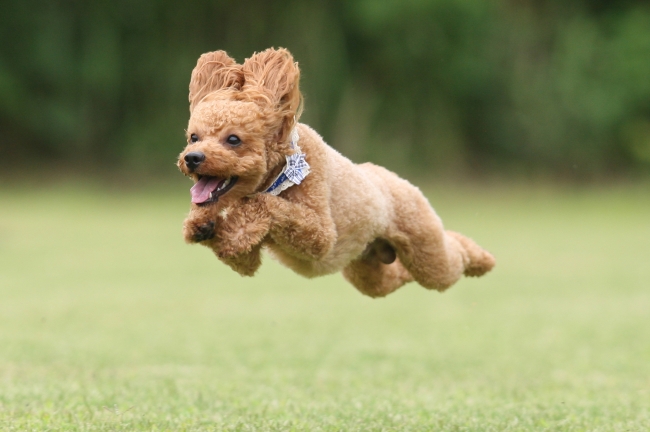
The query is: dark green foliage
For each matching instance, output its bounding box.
[1,0,650,177]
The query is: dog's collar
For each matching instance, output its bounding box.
[263,128,310,196]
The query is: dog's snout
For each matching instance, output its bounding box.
[184,151,205,171]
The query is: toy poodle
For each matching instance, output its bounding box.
[177,48,495,297]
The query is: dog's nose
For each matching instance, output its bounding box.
[184,152,205,171]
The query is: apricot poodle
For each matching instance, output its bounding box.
[178,48,495,298]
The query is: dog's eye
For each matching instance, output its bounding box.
[190,134,199,143]
[226,135,241,146]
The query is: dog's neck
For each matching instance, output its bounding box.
[250,127,310,197]
[257,158,287,194]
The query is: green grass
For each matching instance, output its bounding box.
[1,181,649,431]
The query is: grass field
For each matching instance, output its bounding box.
[1,180,649,431]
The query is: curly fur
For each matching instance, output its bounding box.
[178,47,495,298]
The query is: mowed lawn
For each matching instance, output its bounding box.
[0,181,649,431]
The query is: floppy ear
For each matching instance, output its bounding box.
[241,48,302,144]
[189,51,243,112]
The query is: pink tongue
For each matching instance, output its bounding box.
[190,177,222,203]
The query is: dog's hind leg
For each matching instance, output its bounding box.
[387,186,495,291]
[342,238,413,298]
[360,165,494,292]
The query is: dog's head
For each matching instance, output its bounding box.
[178,48,302,209]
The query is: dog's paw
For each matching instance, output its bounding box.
[184,220,216,243]
[219,244,263,276]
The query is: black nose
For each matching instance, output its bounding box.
[184,151,205,171]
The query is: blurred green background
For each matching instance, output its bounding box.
[2,0,650,179]
[2,2,650,429]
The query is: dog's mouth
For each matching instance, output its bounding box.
[190,175,238,205]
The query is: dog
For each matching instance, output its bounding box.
[177,48,495,298]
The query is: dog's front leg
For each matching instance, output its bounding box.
[215,197,272,259]
[215,243,263,276]
[183,203,265,276]
[266,200,336,261]
[183,205,219,243]
[231,194,336,261]
[215,193,336,262]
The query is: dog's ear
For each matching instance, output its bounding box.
[241,48,302,145]
[189,51,244,112]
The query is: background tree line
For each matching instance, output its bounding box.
[1,0,650,179]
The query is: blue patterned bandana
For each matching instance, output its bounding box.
[265,128,311,196]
